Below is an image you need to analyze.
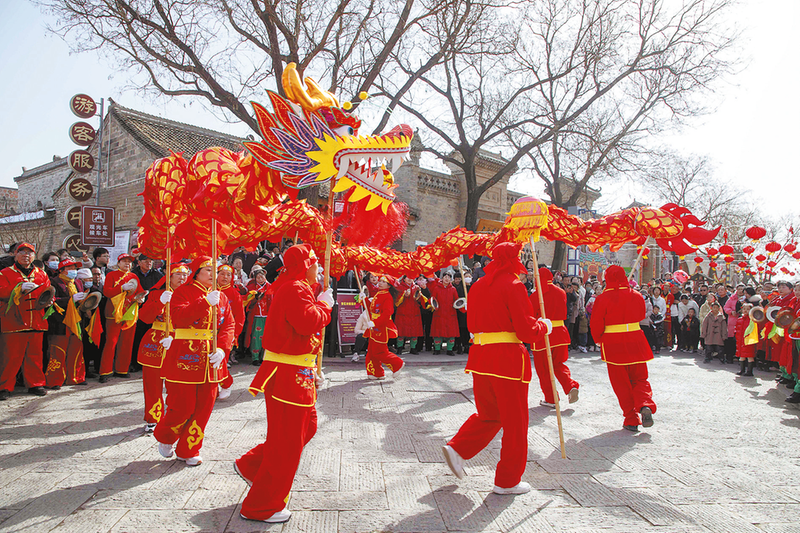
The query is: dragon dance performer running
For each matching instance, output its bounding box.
[236,244,331,524]
[154,256,234,466]
[443,243,551,494]
[364,275,404,380]
[530,267,579,408]
[590,265,657,432]
[136,262,191,433]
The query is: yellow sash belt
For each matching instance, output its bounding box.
[151,322,168,332]
[604,322,641,333]
[472,331,521,345]
[174,328,213,340]
[550,320,565,328]
[263,350,317,368]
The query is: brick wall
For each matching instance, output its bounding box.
[0,187,18,216]
[13,159,71,213]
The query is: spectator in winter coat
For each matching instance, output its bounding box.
[701,302,728,363]
[680,308,701,352]
[677,295,700,323]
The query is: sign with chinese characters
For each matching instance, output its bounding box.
[80,206,115,246]
[64,234,90,252]
[70,94,97,119]
[69,122,96,146]
[106,231,131,266]
[68,177,94,202]
[65,206,82,229]
[68,151,95,174]
[336,289,361,348]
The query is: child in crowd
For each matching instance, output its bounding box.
[680,308,700,352]
[735,303,756,376]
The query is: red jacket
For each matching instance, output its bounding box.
[0,264,51,332]
[221,283,245,337]
[102,269,143,320]
[529,268,571,350]
[735,314,756,359]
[590,266,652,365]
[365,290,398,343]
[137,289,170,369]
[429,278,461,338]
[160,280,235,384]
[249,279,331,407]
[465,271,546,382]
[394,281,423,338]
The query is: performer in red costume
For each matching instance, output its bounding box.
[99,253,144,381]
[530,267,579,407]
[137,263,191,433]
[443,243,550,495]
[217,264,245,398]
[0,242,53,399]
[364,275,404,380]
[394,275,424,354]
[236,244,332,524]
[428,272,461,354]
[772,281,796,383]
[243,268,271,365]
[153,256,234,466]
[590,265,657,431]
[45,258,87,388]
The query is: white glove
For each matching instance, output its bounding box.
[160,291,173,304]
[159,336,174,350]
[21,282,37,292]
[317,288,334,307]
[121,280,137,291]
[208,348,225,368]
[366,320,375,329]
[359,287,368,299]
[539,318,553,335]
[72,292,86,302]
[315,369,325,390]
[205,290,221,306]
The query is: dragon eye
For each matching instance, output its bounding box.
[333,125,354,136]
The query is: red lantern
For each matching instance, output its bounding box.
[637,245,651,259]
[724,256,734,263]
[719,244,734,255]
[706,247,719,257]
[737,261,748,269]
[793,252,800,260]
[765,241,781,254]
[757,266,765,272]
[755,254,767,263]
[746,226,767,241]
[709,261,718,269]
[743,245,755,256]
[784,243,797,254]
[781,267,789,274]
[693,257,704,264]
[767,260,777,268]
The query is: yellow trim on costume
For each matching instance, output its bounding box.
[472,331,521,345]
[465,369,531,384]
[550,320,565,328]
[604,323,641,333]
[151,322,168,332]
[248,367,278,396]
[271,395,316,408]
[262,350,317,368]
[174,328,213,340]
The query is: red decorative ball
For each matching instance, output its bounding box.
[709,261,718,269]
[765,241,782,254]
[745,226,767,240]
[767,260,778,268]
[784,243,797,254]
[742,245,755,256]
[693,257,704,264]
[724,256,734,263]
[706,247,719,257]
[755,254,767,262]
[737,261,748,269]
[719,244,734,255]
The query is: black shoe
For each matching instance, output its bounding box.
[786,392,800,404]
[744,362,754,377]
[640,407,654,428]
[786,381,797,389]
[0,390,10,401]
[703,356,712,363]
[28,386,47,397]
[46,385,61,390]
[99,375,110,383]
[446,350,454,356]
[433,350,441,355]
[410,348,420,355]
[736,360,746,376]
[113,372,130,379]
[85,371,98,379]
[623,425,639,432]
[74,381,88,386]
[251,360,261,366]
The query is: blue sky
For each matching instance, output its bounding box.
[2,1,798,219]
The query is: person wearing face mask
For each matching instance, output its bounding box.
[0,243,54,399]
[42,252,61,277]
[44,259,87,388]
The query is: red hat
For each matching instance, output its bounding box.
[378,274,395,285]
[282,244,318,278]
[604,265,629,290]
[481,242,526,285]
[170,262,191,275]
[16,242,36,253]
[217,264,234,274]
[189,256,214,275]
[117,253,135,262]
[58,258,81,270]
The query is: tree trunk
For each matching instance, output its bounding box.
[464,191,480,232]
[462,158,480,232]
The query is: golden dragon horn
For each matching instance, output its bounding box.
[282,62,340,111]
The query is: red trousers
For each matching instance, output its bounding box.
[45,333,85,387]
[448,373,528,488]
[153,381,218,458]
[606,362,657,426]
[99,319,135,376]
[237,395,317,520]
[141,365,164,424]
[221,374,233,389]
[532,345,579,404]
[365,341,404,378]
[0,332,46,391]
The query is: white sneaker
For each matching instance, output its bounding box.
[493,481,531,495]
[568,388,579,404]
[367,375,385,380]
[234,461,252,486]
[158,442,174,458]
[351,353,360,363]
[144,423,157,434]
[177,455,203,466]
[578,346,587,353]
[240,508,292,524]
[442,445,465,479]
[218,386,231,400]
[539,400,555,408]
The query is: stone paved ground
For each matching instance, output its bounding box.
[1,350,799,532]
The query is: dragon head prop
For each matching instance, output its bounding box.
[243,63,413,213]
